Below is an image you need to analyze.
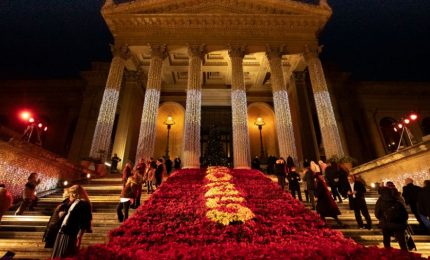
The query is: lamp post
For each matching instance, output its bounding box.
[254,117,265,159]
[164,115,175,158]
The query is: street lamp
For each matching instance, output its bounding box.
[254,116,265,158]
[164,115,175,158]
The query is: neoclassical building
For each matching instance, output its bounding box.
[73,0,347,169]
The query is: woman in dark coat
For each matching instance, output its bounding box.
[314,171,343,227]
[51,185,92,259]
[274,159,287,190]
[43,197,70,248]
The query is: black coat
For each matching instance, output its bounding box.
[375,188,408,230]
[417,185,430,217]
[274,163,286,177]
[60,200,92,237]
[402,183,422,206]
[315,177,341,217]
[324,165,339,187]
[347,181,367,210]
[304,169,315,191]
[287,171,301,189]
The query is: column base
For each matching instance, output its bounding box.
[234,166,251,170]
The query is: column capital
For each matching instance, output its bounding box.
[303,45,323,62]
[187,44,206,59]
[228,46,247,59]
[149,44,168,59]
[265,45,286,60]
[111,44,131,60]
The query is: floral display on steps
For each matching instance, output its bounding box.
[204,167,254,225]
[71,168,424,259]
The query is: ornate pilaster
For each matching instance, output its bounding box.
[229,46,251,169]
[89,45,129,161]
[182,45,205,168]
[136,45,167,161]
[304,46,344,158]
[266,46,298,161]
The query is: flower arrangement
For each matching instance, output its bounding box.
[72,168,424,260]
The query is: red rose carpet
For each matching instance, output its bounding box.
[70,167,423,259]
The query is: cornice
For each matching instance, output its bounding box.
[105,14,326,33]
[102,0,331,18]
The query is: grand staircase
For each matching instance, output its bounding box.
[1,173,429,259]
[0,174,151,259]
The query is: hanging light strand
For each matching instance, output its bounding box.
[89,56,125,161]
[183,51,203,168]
[136,51,165,161]
[305,50,344,159]
[229,49,251,168]
[266,50,298,161]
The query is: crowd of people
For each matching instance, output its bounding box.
[2,154,430,257]
[261,155,430,252]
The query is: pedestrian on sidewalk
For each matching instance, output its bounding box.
[347,175,372,230]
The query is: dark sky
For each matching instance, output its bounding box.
[0,0,429,80]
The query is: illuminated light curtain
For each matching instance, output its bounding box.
[89,45,129,161]
[229,47,251,169]
[266,47,298,161]
[183,45,204,168]
[136,45,166,161]
[304,47,344,159]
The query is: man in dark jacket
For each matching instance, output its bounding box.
[287,166,302,201]
[417,180,430,233]
[375,187,409,251]
[347,175,372,229]
[303,161,316,210]
[402,178,426,230]
[274,159,287,190]
[325,161,342,203]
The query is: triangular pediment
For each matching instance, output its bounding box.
[104,0,331,17]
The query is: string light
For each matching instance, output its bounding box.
[183,52,203,168]
[89,56,125,161]
[229,50,251,168]
[136,51,165,161]
[305,49,344,158]
[267,51,298,161]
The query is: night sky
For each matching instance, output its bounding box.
[0,0,429,80]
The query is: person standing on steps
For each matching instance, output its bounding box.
[0,184,13,223]
[122,160,133,187]
[110,153,121,173]
[314,170,343,227]
[287,166,302,201]
[375,187,409,251]
[304,161,316,210]
[15,172,40,215]
[43,194,70,248]
[325,160,342,203]
[174,156,181,170]
[274,158,287,190]
[117,172,139,222]
[417,180,430,233]
[347,175,372,230]
[51,185,92,258]
[155,158,164,188]
[402,178,426,230]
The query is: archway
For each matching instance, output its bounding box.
[379,117,401,153]
[154,102,185,160]
[247,102,278,159]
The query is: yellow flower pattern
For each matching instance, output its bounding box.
[204,166,255,225]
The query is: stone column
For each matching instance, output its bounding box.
[182,45,205,168]
[229,46,251,169]
[304,46,344,158]
[112,69,146,169]
[266,47,298,161]
[135,45,166,161]
[89,45,129,161]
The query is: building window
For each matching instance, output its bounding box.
[421,117,430,136]
[379,117,400,153]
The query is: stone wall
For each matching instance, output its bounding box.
[0,139,82,200]
[352,140,430,189]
